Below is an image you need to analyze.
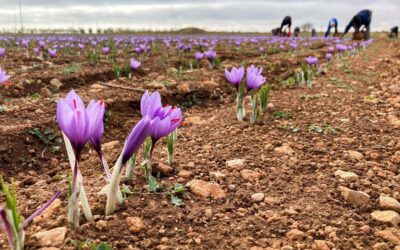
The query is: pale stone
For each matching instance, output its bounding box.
[126,217,145,233]
[339,186,370,206]
[286,229,305,241]
[33,227,67,247]
[379,195,400,212]
[334,170,359,181]
[240,169,261,182]
[274,145,294,155]
[251,193,265,202]
[33,199,62,224]
[226,159,244,169]
[371,211,400,226]
[347,150,364,161]
[186,180,226,199]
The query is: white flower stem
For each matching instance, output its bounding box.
[105,154,123,215]
[62,133,93,222]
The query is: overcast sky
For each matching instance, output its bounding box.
[0,0,399,32]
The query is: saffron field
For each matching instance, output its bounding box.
[0,33,399,249]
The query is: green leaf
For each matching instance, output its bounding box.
[0,177,21,231]
[96,242,112,250]
[171,195,184,206]
[121,184,133,197]
[50,145,61,153]
[148,175,160,192]
[308,125,323,133]
[173,184,186,194]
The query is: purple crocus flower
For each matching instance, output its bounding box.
[22,40,29,48]
[149,106,182,143]
[247,64,263,77]
[259,47,265,53]
[130,58,141,70]
[121,116,151,164]
[56,90,90,158]
[306,56,318,65]
[86,99,105,155]
[34,48,40,55]
[326,53,332,61]
[0,69,11,85]
[204,50,216,61]
[328,46,334,53]
[225,66,244,87]
[39,40,46,49]
[140,91,183,143]
[0,48,5,57]
[246,65,266,91]
[48,48,57,58]
[195,52,203,60]
[336,44,347,52]
[78,43,85,49]
[102,47,110,55]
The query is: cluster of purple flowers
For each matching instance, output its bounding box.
[56,89,183,218]
[225,65,266,92]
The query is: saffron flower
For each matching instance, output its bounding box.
[336,44,347,52]
[38,40,46,49]
[195,52,203,60]
[140,91,183,143]
[139,91,183,190]
[130,58,141,70]
[57,90,90,157]
[204,50,216,61]
[86,99,106,156]
[121,116,152,164]
[326,53,332,61]
[34,48,40,55]
[246,65,266,91]
[102,47,110,55]
[48,48,57,58]
[225,66,244,88]
[57,90,93,227]
[0,69,11,85]
[0,48,5,57]
[306,56,318,65]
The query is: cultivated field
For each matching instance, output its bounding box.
[0,33,400,249]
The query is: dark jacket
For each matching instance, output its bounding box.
[325,18,338,37]
[344,10,372,35]
[280,16,292,30]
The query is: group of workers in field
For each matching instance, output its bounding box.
[273,10,398,40]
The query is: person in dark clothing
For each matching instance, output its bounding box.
[325,18,338,37]
[272,27,281,36]
[294,27,300,37]
[343,10,372,40]
[389,26,398,38]
[311,28,317,37]
[280,16,292,37]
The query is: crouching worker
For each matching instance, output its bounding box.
[280,16,292,37]
[343,10,372,40]
[325,18,338,37]
[311,28,317,37]
[389,26,398,38]
[294,27,300,37]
